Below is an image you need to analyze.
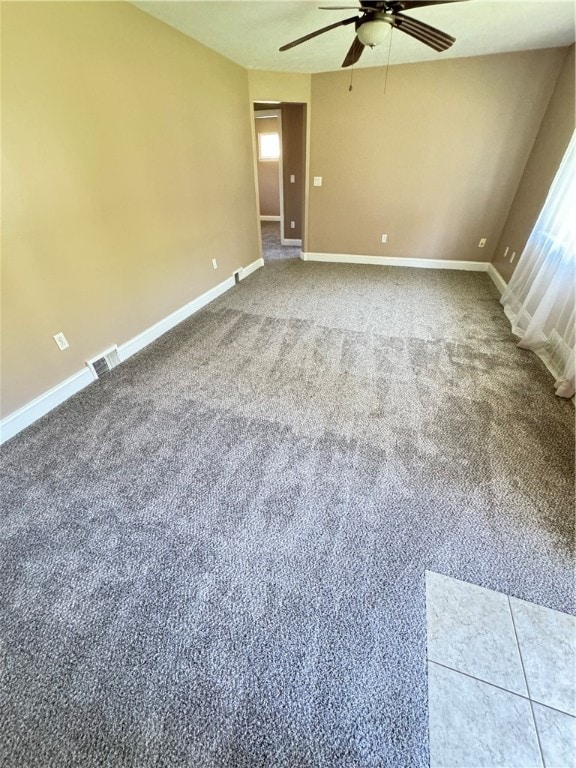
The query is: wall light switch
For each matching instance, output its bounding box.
[212,258,218,270]
[381,234,388,244]
[290,221,295,229]
[313,176,322,187]
[478,238,487,248]
[53,332,69,351]
[290,174,295,183]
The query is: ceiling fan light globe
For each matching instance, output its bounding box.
[357,19,390,48]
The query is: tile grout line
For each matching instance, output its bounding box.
[426,659,576,718]
[507,595,547,768]
[427,659,533,702]
[529,699,576,718]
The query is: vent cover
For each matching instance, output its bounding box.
[92,357,111,377]
[87,347,120,379]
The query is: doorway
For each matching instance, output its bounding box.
[253,102,307,262]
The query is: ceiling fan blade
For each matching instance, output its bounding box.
[391,22,451,52]
[342,35,365,67]
[279,16,357,51]
[320,0,467,8]
[319,5,391,10]
[392,12,455,51]
[397,19,453,47]
[390,0,467,9]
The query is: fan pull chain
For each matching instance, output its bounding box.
[349,64,354,92]
[383,29,393,94]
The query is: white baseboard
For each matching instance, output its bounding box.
[0,368,94,445]
[260,215,281,222]
[300,252,491,272]
[239,257,264,280]
[281,238,302,247]
[486,264,508,295]
[0,266,263,445]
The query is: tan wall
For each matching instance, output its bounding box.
[281,104,306,241]
[248,71,311,104]
[492,45,575,283]
[1,1,260,417]
[308,48,566,261]
[255,116,281,216]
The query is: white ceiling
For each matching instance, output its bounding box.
[132,0,575,73]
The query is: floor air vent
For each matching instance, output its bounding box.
[87,347,120,379]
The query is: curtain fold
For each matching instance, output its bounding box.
[501,132,576,398]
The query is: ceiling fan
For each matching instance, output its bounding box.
[279,1,466,68]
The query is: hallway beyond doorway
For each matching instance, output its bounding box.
[261,222,300,262]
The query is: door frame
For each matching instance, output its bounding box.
[254,108,284,240]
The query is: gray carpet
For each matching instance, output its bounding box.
[1,258,574,768]
[260,222,300,262]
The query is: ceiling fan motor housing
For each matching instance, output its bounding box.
[356,12,393,47]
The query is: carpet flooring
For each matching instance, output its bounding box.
[260,222,300,262]
[1,257,574,768]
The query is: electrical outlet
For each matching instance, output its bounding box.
[510,251,516,263]
[504,246,509,258]
[313,176,322,187]
[53,332,69,351]
[478,238,487,248]
[212,258,218,270]
[381,234,388,244]
[290,221,295,229]
[290,174,295,183]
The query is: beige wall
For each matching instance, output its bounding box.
[308,48,566,261]
[1,1,260,417]
[255,116,281,216]
[248,71,311,105]
[492,45,575,283]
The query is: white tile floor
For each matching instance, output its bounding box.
[426,571,576,768]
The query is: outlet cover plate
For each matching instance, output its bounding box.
[53,332,69,351]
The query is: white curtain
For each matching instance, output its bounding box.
[501,131,576,398]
